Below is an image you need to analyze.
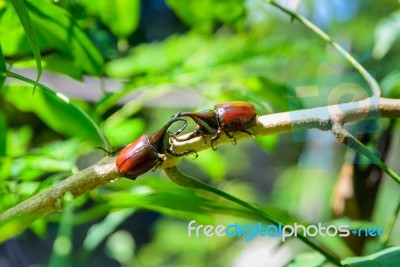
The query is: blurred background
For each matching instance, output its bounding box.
[0,0,400,266]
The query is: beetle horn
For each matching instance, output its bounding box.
[171,111,182,120]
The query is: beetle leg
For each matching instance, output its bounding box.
[241,129,253,136]
[151,157,163,172]
[224,131,237,145]
[210,130,221,151]
[96,146,126,156]
[190,128,207,144]
[200,133,207,144]
[167,148,198,159]
[170,118,188,137]
[173,130,200,142]
[150,165,158,172]
[210,140,217,151]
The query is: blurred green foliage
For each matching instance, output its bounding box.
[1,0,400,266]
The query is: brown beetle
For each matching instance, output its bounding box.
[115,116,195,180]
[173,101,258,150]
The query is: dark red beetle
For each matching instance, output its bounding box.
[113,116,195,180]
[173,101,258,150]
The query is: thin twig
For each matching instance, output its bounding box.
[331,122,400,185]
[266,0,381,97]
[163,97,400,169]
[381,200,400,246]
[331,122,400,247]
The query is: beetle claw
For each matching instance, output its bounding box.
[209,130,221,151]
[190,150,198,159]
[224,131,237,145]
[210,140,218,151]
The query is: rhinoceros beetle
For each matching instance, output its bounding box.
[172,101,258,150]
[103,115,196,180]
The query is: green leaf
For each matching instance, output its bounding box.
[106,230,135,264]
[380,71,400,98]
[4,71,110,149]
[166,0,245,33]
[103,118,145,147]
[9,0,42,92]
[286,252,327,267]
[341,247,400,267]
[84,0,140,38]
[0,44,5,88]
[0,0,103,79]
[255,135,279,152]
[187,149,228,181]
[373,10,400,59]
[0,111,6,156]
[24,0,103,76]
[106,33,206,78]
[83,209,135,252]
[106,178,292,224]
[166,0,214,33]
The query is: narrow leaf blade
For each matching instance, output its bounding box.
[0,44,6,88]
[9,0,42,91]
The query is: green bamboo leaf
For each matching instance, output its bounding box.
[0,111,6,156]
[286,252,327,267]
[106,178,285,222]
[381,71,400,98]
[372,10,400,59]
[83,209,135,251]
[85,0,140,38]
[25,0,103,76]
[9,0,42,92]
[4,71,110,150]
[341,246,400,267]
[0,44,5,88]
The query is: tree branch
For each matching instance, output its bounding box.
[163,97,400,168]
[0,157,118,242]
[1,97,400,242]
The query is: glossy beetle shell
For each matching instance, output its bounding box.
[215,102,257,131]
[114,116,191,180]
[116,135,160,180]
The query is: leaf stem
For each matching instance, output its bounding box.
[266,0,381,97]
[165,167,342,266]
[331,122,400,185]
[1,71,111,151]
[381,199,400,246]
